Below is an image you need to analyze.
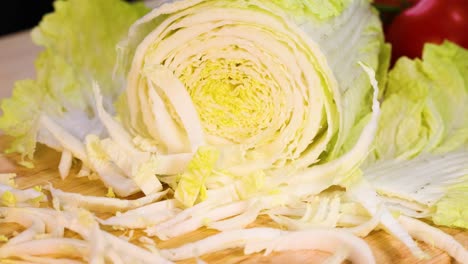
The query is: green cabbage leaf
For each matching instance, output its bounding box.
[365,42,468,229]
[0,0,149,166]
[115,0,384,205]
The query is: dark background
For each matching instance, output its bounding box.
[0,0,138,37]
[0,1,55,36]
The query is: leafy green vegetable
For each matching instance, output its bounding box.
[433,178,468,229]
[365,41,468,229]
[370,41,468,161]
[0,0,149,164]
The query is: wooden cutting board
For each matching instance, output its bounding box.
[0,136,467,263]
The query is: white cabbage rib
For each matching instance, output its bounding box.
[100,199,180,229]
[348,180,428,259]
[0,186,45,207]
[160,227,375,263]
[0,238,89,260]
[39,115,90,167]
[398,215,468,263]
[365,151,468,207]
[46,185,168,213]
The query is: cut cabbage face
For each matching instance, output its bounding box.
[114,0,384,205]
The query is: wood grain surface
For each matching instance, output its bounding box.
[0,136,467,263]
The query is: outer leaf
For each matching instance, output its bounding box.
[371,41,468,161]
[365,41,468,229]
[0,0,149,163]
